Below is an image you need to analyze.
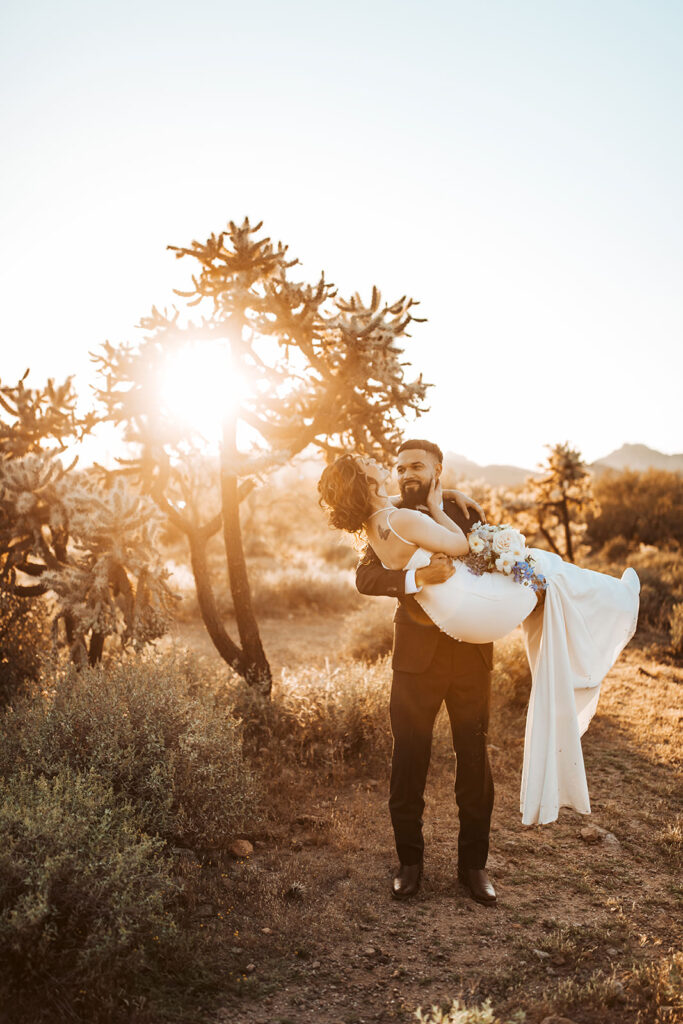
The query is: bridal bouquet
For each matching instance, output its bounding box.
[464,522,547,593]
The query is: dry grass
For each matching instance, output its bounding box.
[227,656,394,776]
[342,598,395,662]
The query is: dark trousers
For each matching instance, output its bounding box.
[388,631,494,869]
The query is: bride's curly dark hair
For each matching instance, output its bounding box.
[318,453,377,535]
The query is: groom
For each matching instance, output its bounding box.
[355,439,497,904]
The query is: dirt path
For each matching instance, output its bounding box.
[167,620,681,1023]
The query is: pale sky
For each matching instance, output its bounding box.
[2,0,682,470]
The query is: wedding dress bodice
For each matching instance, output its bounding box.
[400,547,537,644]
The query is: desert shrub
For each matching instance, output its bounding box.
[599,534,631,562]
[0,653,263,849]
[0,767,179,1023]
[669,602,683,655]
[229,658,393,771]
[250,566,362,616]
[630,549,683,636]
[588,544,683,640]
[586,469,683,552]
[415,998,524,1023]
[654,816,682,869]
[173,561,362,622]
[240,478,325,554]
[318,538,359,568]
[490,631,533,713]
[0,589,52,707]
[538,954,683,1022]
[344,600,394,662]
[629,951,683,1021]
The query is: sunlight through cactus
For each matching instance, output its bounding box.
[93,217,430,693]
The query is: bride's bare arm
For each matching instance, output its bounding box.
[389,508,469,558]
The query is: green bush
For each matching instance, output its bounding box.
[0,589,52,707]
[0,767,178,1022]
[0,653,263,849]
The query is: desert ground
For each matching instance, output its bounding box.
[164,607,682,1024]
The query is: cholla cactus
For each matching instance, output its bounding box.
[43,476,177,661]
[528,442,597,562]
[93,217,431,693]
[0,371,96,459]
[0,373,175,665]
[0,452,70,577]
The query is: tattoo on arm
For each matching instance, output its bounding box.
[378,525,390,540]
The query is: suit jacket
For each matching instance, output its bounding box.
[355,498,494,675]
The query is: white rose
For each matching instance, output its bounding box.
[491,527,526,557]
[468,533,486,554]
[495,553,517,575]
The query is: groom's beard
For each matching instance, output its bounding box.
[398,479,432,509]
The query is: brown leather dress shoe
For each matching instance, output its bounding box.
[457,866,497,905]
[391,862,423,899]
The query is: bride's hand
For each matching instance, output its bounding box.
[426,476,443,515]
[443,488,487,524]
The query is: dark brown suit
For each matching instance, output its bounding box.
[355,499,494,869]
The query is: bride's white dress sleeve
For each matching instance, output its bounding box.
[404,546,640,826]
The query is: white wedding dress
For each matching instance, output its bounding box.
[401,545,640,826]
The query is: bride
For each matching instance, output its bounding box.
[318,452,640,826]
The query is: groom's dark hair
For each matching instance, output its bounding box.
[397,438,444,464]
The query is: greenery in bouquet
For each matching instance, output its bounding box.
[464,522,547,594]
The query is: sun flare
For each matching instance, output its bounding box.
[158,341,243,444]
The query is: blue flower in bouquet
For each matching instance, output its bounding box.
[462,520,547,593]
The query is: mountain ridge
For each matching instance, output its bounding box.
[443,443,683,487]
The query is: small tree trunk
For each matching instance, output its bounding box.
[536,512,562,557]
[220,414,272,696]
[51,538,77,645]
[188,529,248,677]
[560,496,574,561]
[88,632,105,665]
